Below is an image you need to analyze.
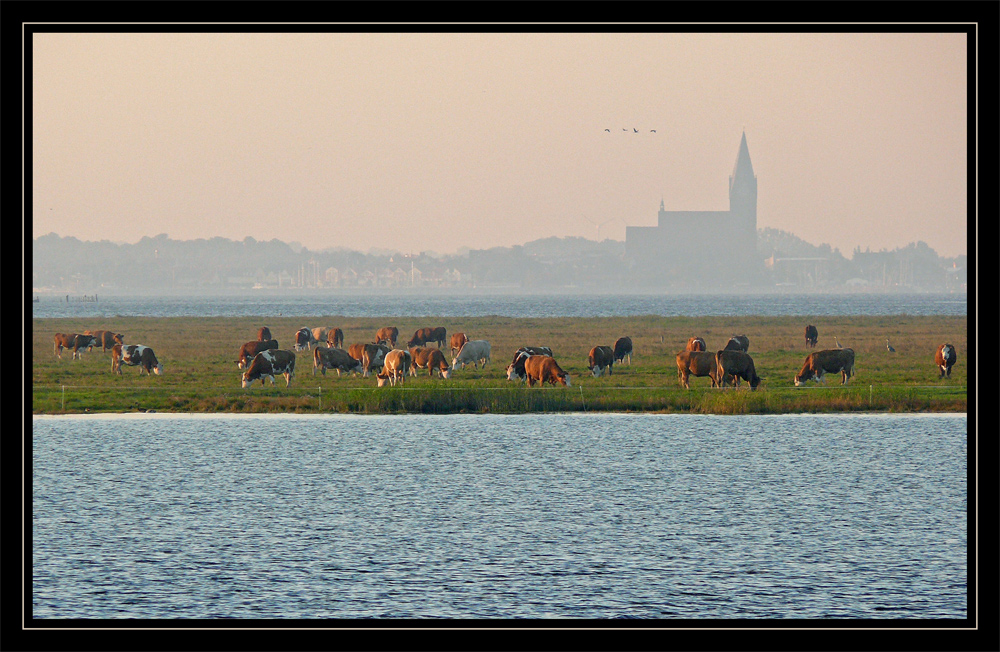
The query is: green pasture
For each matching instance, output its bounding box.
[32,314,968,415]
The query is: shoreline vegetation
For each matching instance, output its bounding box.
[32,315,967,415]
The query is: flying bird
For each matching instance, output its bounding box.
[650,129,656,133]
[886,339,896,353]
[604,128,611,132]
[633,128,638,133]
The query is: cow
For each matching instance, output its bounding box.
[83,330,124,354]
[111,344,163,376]
[450,332,470,357]
[523,355,571,387]
[236,339,279,369]
[587,345,615,377]
[375,327,399,348]
[407,327,447,349]
[408,346,451,378]
[376,349,412,387]
[613,337,633,365]
[686,337,707,352]
[311,326,336,345]
[675,350,719,389]
[451,339,491,370]
[313,346,363,377]
[241,349,296,388]
[724,335,750,353]
[54,333,98,360]
[804,325,819,348]
[348,342,391,377]
[506,347,553,381]
[793,348,855,387]
[257,326,272,342]
[716,350,762,390]
[293,327,316,351]
[934,344,957,379]
[326,328,345,349]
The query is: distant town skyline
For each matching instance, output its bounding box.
[30,28,971,258]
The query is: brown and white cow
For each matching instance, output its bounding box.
[506,347,553,381]
[934,344,957,378]
[716,350,762,390]
[408,346,451,378]
[375,327,399,348]
[450,332,470,357]
[804,325,818,348]
[724,335,750,353]
[686,337,707,352]
[84,330,124,354]
[257,326,272,342]
[326,328,344,349]
[376,349,412,387]
[675,350,719,389]
[587,345,615,377]
[524,355,571,387]
[54,333,99,360]
[293,327,316,351]
[311,326,336,345]
[313,346,363,377]
[794,348,855,387]
[111,344,163,376]
[407,327,447,349]
[613,337,633,365]
[451,339,491,371]
[236,339,279,369]
[241,349,296,388]
[347,342,391,377]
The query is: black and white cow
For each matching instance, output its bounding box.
[111,344,163,376]
[242,349,296,388]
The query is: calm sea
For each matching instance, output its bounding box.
[31,291,967,319]
[32,413,968,620]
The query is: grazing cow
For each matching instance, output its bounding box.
[313,346,363,377]
[111,344,163,376]
[311,326,336,345]
[83,330,124,354]
[236,339,280,369]
[348,342,391,377]
[376,349,412,387]
[408,346,451,378]
[506,347,553,381]
[451,339,491,370]
[804,325,818,348]
[375,327,399,348]
[257,327,272,342]
[326,328,344,349]
[686,337,707,352]
[675,350,719,389]
[613,337,633,365]
[724,335,750,353]
[793,348,855,387]
[293,327,315,351]
[241,349,296,388]
[54,333,98,360]
[407,327,447,349]
[587,345,615,377]
[450,332,470,357]
[716,350,762,390]
[524,355,571,387]
[934,344,957,378]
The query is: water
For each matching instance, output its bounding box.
[32,413,968,620]
[31,291,967,319]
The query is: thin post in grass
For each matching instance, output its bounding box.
[580,385,586,411]
[318,386,322,411]
[62,385,65,411]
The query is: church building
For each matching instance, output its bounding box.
[625,131,761,285]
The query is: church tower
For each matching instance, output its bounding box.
[728,131,757,242]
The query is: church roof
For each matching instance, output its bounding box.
[730,131,755,182]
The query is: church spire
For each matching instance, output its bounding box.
[730,130,755,185]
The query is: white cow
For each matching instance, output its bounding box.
[451,339,491,370]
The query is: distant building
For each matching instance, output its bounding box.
[625,131,762,285]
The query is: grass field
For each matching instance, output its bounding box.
[31,315,968,415]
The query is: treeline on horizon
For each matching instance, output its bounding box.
[31,230,967,294]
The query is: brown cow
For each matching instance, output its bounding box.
[675,350,719,389]
[83,330,124,354]
[376,349,412,387]
[934,344,957,378]
[408,346,451,378]
[241,349,295,388]
[724,335,750,353]
[348,342,391,377]
[613,337,633,365]
[314,346,363,377]
[794,348,855,386]
[686,337,707,352]
[326,328,344,349]
[506,347,553,381]
[407,327,447,349]
[236,339,279,369]
[587,345,615,377]
[257,327,272,342]
[450,332,470,357]
[54,333,98,360]
[524,355,571,387]
[375,327,399,348]
[716,350,762,390]
[804,325,818,348]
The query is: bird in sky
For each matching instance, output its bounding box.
[604,128,611,132]
[886,339,896,353]
[633,128,639,133]
[650,129,656,133]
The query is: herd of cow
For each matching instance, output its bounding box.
[52,323,960,392]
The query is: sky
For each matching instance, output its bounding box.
[30,28,970,258]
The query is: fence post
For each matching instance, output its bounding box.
[580,385,586,411]
[869,385,873,408]
[62,385,65,411]
[318,386,322,411]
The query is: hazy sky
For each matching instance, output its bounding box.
[30,29,970,257]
